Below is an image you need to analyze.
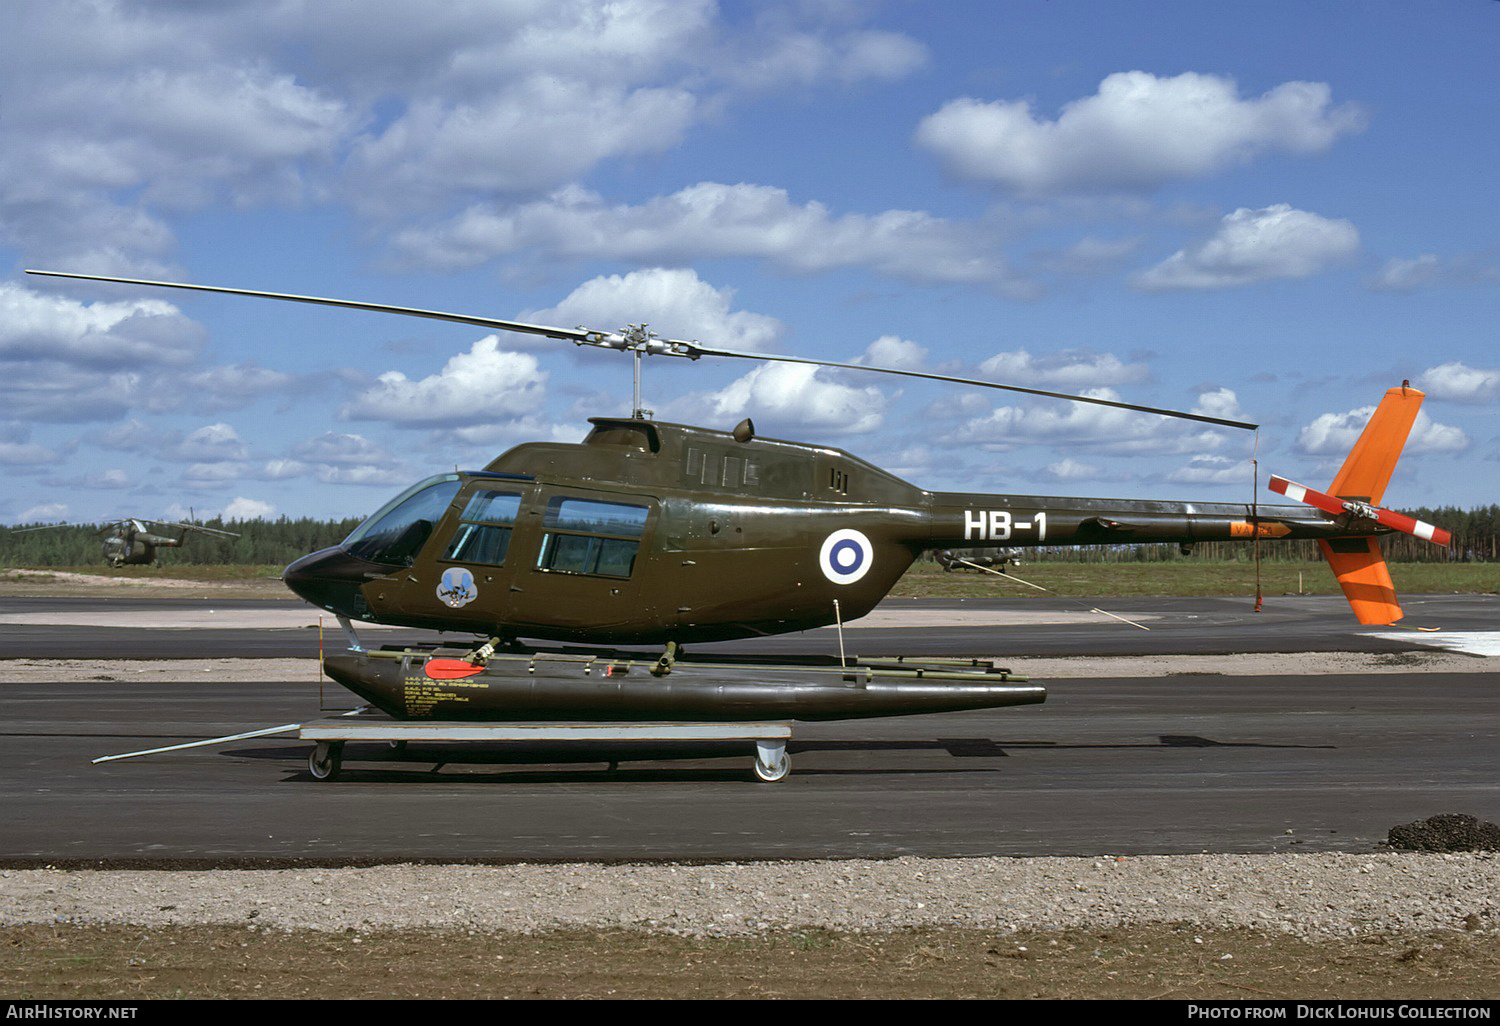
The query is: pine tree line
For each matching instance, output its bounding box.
[0,516,364,567]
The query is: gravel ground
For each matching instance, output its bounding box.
[4,853,1496,939]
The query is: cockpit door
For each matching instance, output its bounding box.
[506,488,659,637]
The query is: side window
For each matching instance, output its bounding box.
[441,489,522,566]
[536,497,649,578]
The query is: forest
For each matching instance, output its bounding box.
[1,506,1496,568]
[0,516,364,568]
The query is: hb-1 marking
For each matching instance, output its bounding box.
[964,510,1047,542]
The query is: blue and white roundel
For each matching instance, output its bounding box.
[819,528,873,586]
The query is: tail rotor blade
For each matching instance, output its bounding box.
[1269,475,1451,546]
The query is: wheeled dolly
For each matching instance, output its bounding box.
[298,720,794,783]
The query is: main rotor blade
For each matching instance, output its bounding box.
[687,345,1259,430]
[25,270,598,344]
[28,269,1257,429]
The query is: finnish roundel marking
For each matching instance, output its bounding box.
[819,529,873,585]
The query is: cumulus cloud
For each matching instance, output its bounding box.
[1368,254,1500,293]
[1133,205,1359,290]
[916,71,1365,195]
[1417,362,1500,404]
[172,423,249,463]
[858,336,929,371]
[0,440,58,466]
[264,432,411,488]
[0,284,209,422]
[345,84,699,216]
[664,362,887,435]
[99,419,177,453]
[180,363,298,413]
[294,432,390,466]
[947,387,1231,455]
[1167,454,1253,485]
[182,461,250,487]
[1043,457,1101,482]
[94,469,132,489]
[223,496,276,521]
[316,2,928,218]
[721,26,927,91]
[0,283,200,368]
[2,2,928,266]
[1297,407,1468,456]
[977,349,1149,388]
[312,465,415,487]
[1192,388,1252,426]
[17,503,69,523]
[260,459,308,481]
[523,268,783,352]
[1369,255,1442,294]
[1038,236,1143,276]
[340,336,548,428]
[1,5,351,265]
[390,183,1023,290]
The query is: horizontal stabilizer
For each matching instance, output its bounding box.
[1269,476,1451,546]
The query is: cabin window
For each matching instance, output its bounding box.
[342,474,461,567]
[441,489,523,565]
[722,455,743,488]
[536,497,649,578]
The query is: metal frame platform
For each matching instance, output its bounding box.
[298,718,795,783]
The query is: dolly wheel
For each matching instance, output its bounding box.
[308,741,343,781]
[753,750,791,783]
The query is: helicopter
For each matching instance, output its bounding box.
[17,516,240,567]
[26,270,1452,727]
[935,548,1023,573]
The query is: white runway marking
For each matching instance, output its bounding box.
[1366,630,1500,657]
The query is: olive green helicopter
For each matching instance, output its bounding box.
[27,270,1451,728]
[17,516,239,567]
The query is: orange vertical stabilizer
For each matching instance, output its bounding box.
[1318,538,1403,625]
[1327,384,1424,505]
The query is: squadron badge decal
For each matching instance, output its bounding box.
[819,528,873,585]
[437,567,479,608]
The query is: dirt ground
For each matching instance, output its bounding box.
[0,568,289,600]
[5,923,1498,1000]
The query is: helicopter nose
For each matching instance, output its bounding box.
[282,545,384,620]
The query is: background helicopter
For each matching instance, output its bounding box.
[18,516,240,567]
[935,548,1024,573]
[25,270,1452,725]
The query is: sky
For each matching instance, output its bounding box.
[3,0,1497,526]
